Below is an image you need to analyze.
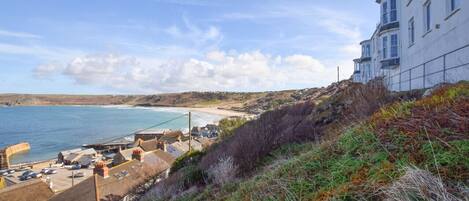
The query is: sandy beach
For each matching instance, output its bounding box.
[183,107,252,118]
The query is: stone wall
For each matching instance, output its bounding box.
[0,142,31,169]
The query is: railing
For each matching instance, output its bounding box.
[384,43,469,91]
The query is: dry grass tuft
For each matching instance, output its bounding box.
[207,156,238,186]
[384,167,465,201]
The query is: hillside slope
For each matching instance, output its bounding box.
[140,81,468,201]
[0,83,349,114]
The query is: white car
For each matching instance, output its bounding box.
[41,168,57,175]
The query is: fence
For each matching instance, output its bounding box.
[384,43,469,91]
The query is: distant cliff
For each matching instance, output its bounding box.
[0,82,351,114]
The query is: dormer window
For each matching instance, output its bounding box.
[381,0,397,25]
[382,1,389,24]
[390,0,397,22]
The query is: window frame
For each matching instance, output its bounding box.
[408,17,415,46]
[390,34,398,58]
[382,1,389,24]
[390,0,398,22]
[423,1,432,35]
[382,36,388,59]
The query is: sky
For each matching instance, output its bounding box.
[0,0,379,94]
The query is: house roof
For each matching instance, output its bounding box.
[169,140,203,156]
[50,150,175,201]
[116,147,144,161]
[59,148,82,156]
[61,148,97,159]
[137,139,159,152]
[0,179,54,201]
[49,176,96,201]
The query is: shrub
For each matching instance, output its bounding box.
[171,150,205,174]
[207,156,238,186]
[218,117,248,140]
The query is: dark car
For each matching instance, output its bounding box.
[20,171,35,181]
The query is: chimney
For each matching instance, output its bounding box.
[93,161,109,178]
[157,141,167,152]
[132,149,144,162]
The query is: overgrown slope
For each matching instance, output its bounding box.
[141,81,468,201]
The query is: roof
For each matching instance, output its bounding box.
[0,179,54,201]
[134,129,166,135]
[59,148,82,156]
[115,147,144,161]
[137,139,159,152]
[61,148,96,158]
[64,153,82,162]
[168,140,203,157]
[49,176,96,201]
[50,150,175,201]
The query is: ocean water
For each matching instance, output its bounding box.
[0,106,223,164]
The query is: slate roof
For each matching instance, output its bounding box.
[50,150,175,201]
[0,179,54,201]
[137,139,159,152]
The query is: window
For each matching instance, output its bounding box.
[408,17,415,45]
[382,36,388,59]
[424,1,431,32]
[391,34,398,57]
[366,44,371,57]
[390,0,397,22]
[447,0,461,14]
[382,2,389,24]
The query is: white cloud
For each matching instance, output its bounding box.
[34,62,64,79]
[35,51,339,93]
[0,29,41,39]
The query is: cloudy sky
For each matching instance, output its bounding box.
[0,0,379,94]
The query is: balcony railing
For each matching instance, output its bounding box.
[384,43,469,91]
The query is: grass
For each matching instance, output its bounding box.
[204,83,469,201]
[144,82,468,201]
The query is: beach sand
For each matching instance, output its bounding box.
[183,107,252,118]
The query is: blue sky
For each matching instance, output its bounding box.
[0,0,379,94]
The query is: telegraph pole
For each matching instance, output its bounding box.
[337,66,340,83]
[188,112,192,153]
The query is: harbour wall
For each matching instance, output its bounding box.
[0,142,31,169]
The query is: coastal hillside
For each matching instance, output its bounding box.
[0,84,348,114]
[140,81,469,201]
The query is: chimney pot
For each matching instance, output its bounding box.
[93,161,109,178]
[132,149,144,162]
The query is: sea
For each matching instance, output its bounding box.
[0,105,223,164]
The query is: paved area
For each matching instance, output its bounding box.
[4,166,93,193]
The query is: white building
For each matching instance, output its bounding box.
[353,0,469,91]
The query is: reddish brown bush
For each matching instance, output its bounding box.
[199,80,410,175]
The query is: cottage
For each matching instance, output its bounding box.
[59,148,97,166]
[112,147,144,165]
[135,139,159,152]
[49,150,175,201]
[167,140,203,158]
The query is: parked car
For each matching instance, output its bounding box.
[70,171,85,178]
[41,168,57,174]
[64,164,81,170]
[20,171,35,181]
[7,169,15,174]
[0,170,8,176]
[31,172,42,178]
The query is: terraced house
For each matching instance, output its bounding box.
[353,0,469,91]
